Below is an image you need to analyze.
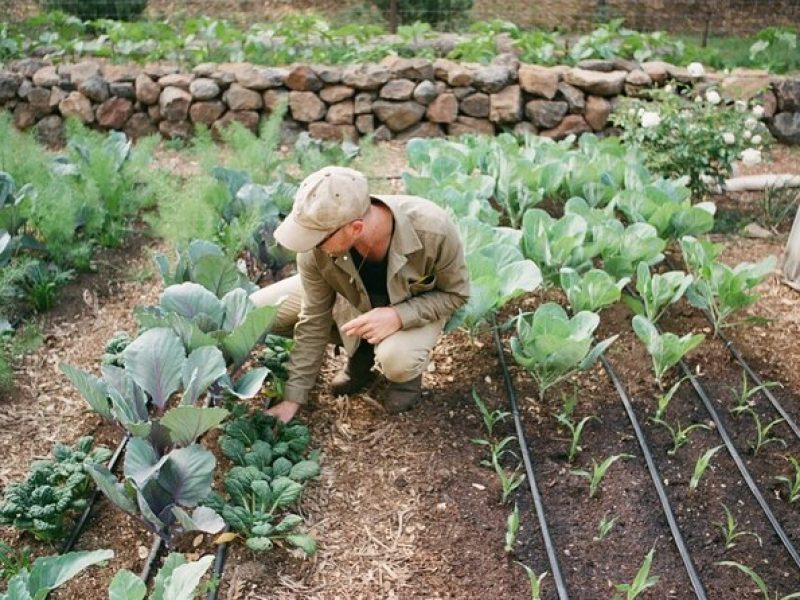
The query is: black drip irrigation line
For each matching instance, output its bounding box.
[599,355,708,600]
[140,534,164,583]
[716,329,800,441]
[61,432,131,554]
[673,345,800,570]
[207,527,231,600]
[662,255,800,441]
[490,314,570,600]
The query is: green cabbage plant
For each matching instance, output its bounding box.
[632,315,704,385]
[680,236,776,335]
[626,261,693,324]
[510,303,618,401]
[559,268,629,314]
[446,218,542,336]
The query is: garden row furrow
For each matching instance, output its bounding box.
[491,314,570,600]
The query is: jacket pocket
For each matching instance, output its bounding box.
[408,273,436,295]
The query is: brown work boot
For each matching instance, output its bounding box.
[384,375,422,414]
[330,343,376,396]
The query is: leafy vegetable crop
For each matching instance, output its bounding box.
[0,436,111,542]
[510,303,617,401]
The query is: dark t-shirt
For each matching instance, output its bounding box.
[350,246,390,308]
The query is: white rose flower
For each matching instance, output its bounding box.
[752,105,765,118]
[687,62,705,78]
[664,84,673,93]
[751,134,762,145]
[706,90,721,105]
[722,132,735,144]
[735,100,747,112]
[695,95,703,103]
[743,130,752,140]
[744,117,757,130]
[741,148,762,166]
[640,111,661,128]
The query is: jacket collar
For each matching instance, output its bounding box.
[372,195,423,279]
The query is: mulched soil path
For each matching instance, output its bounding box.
[1,141,800,600]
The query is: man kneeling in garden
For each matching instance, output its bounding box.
[251,166,469,423]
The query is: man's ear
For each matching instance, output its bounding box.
[350,219,365,236]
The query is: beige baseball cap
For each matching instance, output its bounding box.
[274,166,370,252]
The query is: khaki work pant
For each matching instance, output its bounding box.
[250,274,444,383]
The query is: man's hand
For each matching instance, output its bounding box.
[266,400,301,423]
[341,307,402,345]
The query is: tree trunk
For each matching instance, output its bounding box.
[389,0,398,34]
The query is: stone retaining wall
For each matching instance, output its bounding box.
[2,55,799,146]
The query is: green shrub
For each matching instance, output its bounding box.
[373,0,472,28]
[39,0,148,21]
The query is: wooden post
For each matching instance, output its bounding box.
[389,0,398,34]
[784,206,800,285]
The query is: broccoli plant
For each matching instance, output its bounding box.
[0,436,111,543]
[204,411,320,554]
[510,303,618,401]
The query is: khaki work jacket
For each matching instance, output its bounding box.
[283,194,470,405]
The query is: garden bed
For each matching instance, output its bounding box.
[2,140,800,599]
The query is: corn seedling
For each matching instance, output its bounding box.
[714,503,762,550]
[613,547,659,600]
[594,512,618,541]
[472,388,510,438]
[744,409,786,455]
[505,503,520,553]
[491,453,526,505]
[690,445,724,490]
[775,456,800,503]
[572,454,632,499]
[716,560,800,600]
[729,370,782,416]
[554,390,600,464]
[476,436,517,465]
[516,562,547,600]
[651,418,710,456]
[652,376,688,421]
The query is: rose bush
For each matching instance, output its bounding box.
[612,87,771,196]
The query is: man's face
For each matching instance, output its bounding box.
[317,220,363,257]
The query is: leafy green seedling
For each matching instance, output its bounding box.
[681,236,776,335]
[729,370,782,416]
[492,454,525,505]
[690,445,724,490]
[594,512,618,541]
[0,549,112,600]
[560,267,628,313]
[554,391,600,464]
[631,261,693,323]
[505,503,520,553]
[0,541,31,580]
[516,562,547,600]
[714,503,762,550]
[744,409,786,455]
[613,547,659,600]
[653,376,689,421]
[651,418,709,456]
[776,456,800,503]
[716,560,800,600]
[472,388,510,438]
[107,552,215,600]
[632,315,704,385]
[572,454,632,499]
[510,303,618,401]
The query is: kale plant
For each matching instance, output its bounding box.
[0,436,111,542]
